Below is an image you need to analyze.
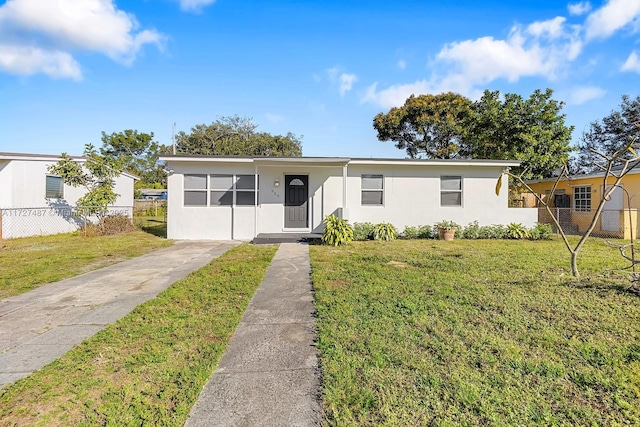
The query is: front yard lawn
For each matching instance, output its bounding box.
[0,244,277,426]
[310,238,640,426]
[0,230,171,299]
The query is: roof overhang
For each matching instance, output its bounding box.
[160,155,520,168]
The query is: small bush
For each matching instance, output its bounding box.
[529,223,553,240]
[506,223,530,240]
[100,215,136,236]
[478,224,507,239]
[373,222,398,241]
[353,222,375,241]
[322,214,353,246]
[462,221,481,239]
[418,225,435,239]
[402,226,419,239]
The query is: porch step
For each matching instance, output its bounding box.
[251,233,322,245]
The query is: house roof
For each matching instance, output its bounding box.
[160,155,520,168]
[527,164,640,184]
[0,151,140,180]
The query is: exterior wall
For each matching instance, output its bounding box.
[0,158,135,239]
[526,173,640,238]
[166,161,258,240]
[165,159,537,240]
[345,164,537,229]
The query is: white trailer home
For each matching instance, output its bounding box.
[0,152,137,239]
[161,155,537,241]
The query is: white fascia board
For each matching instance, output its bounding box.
[160,156,254,163]
[347,159,521,168]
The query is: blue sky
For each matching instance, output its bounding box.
[0,0,639,158]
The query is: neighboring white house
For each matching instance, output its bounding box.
[161,155,537,240]
[0,152,137,239]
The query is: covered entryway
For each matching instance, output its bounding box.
[285,175,308,229]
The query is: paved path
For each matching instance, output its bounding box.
[185,243,321,427]
[0,240,239,389]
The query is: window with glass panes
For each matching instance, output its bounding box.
[574,186,591,212]
[361,175,383,205]
[184,174,258,206]
[440,176,462,206]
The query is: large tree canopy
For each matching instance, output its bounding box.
[175,116,303,157]
[372,92,474,159]
[573,95,640,174]
[373,89,574,179]
[99,129,164,187]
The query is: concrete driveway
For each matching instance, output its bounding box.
[0,240,239,389]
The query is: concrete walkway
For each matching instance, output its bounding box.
[185,243,321,427]
[0,240,239,389]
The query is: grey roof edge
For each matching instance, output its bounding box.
[160,154,520,167]
[0,152,139,180]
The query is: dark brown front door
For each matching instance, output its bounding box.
[285,175,308,228]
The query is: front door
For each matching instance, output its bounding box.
[285,175,308,228]
[602,185,623,232]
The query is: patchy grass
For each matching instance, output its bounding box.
[0,244,277,426]
[134,216,167,238]
[310,238,640,426]
[0,231,172,299]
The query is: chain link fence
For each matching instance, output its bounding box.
[536,207,638,240]
[0,206,133,239]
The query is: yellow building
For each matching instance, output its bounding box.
[524,169,640,240]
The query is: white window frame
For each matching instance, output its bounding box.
[440,175,463,207]
[361,174,384,206]
[574,185,591,212]
[45,175,64,199]
[183,174,259,207]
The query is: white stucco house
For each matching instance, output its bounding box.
[161,155,537,240]
[0,152,137,239]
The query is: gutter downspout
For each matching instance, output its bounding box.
[342,162,348,218]
[254,162,258,239]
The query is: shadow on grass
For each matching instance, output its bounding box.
[134,217,167,239]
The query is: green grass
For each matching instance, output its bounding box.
[134,216,167,238]
[0,231,172,299]
[310,238,640,426]
[0,244,277,426]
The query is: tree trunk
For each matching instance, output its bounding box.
[571,251,580,278]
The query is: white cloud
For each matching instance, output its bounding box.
[622,50,640,72]
[0,44,81,79]
[326,67,358,96]
[568,2,592,16]
[178,0,217,13]
[568,86,606,104]
[584,0,640,40]
[0,0,164,79]
[436,18,582,84]
[397,59,407,70]
[339,73,357,96]
[363,17,582,109]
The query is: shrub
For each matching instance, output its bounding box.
[402,226,419,239]
[353,222,375,241]
[462,221,481,239]
[506,223,530,240]
[322,214,353,246]
[529,223,553,240]
[373,222,398,241]
[478,224,507,239]
[418,225,435,239]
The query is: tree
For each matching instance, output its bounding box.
[99,130,165,187]
[506,122,640,277]
[373,89,574,179]
[573,95,640,174]
[48,144,124,226]
[175,115,303,156]
[468,89,574,179]
[372,92,474,159]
